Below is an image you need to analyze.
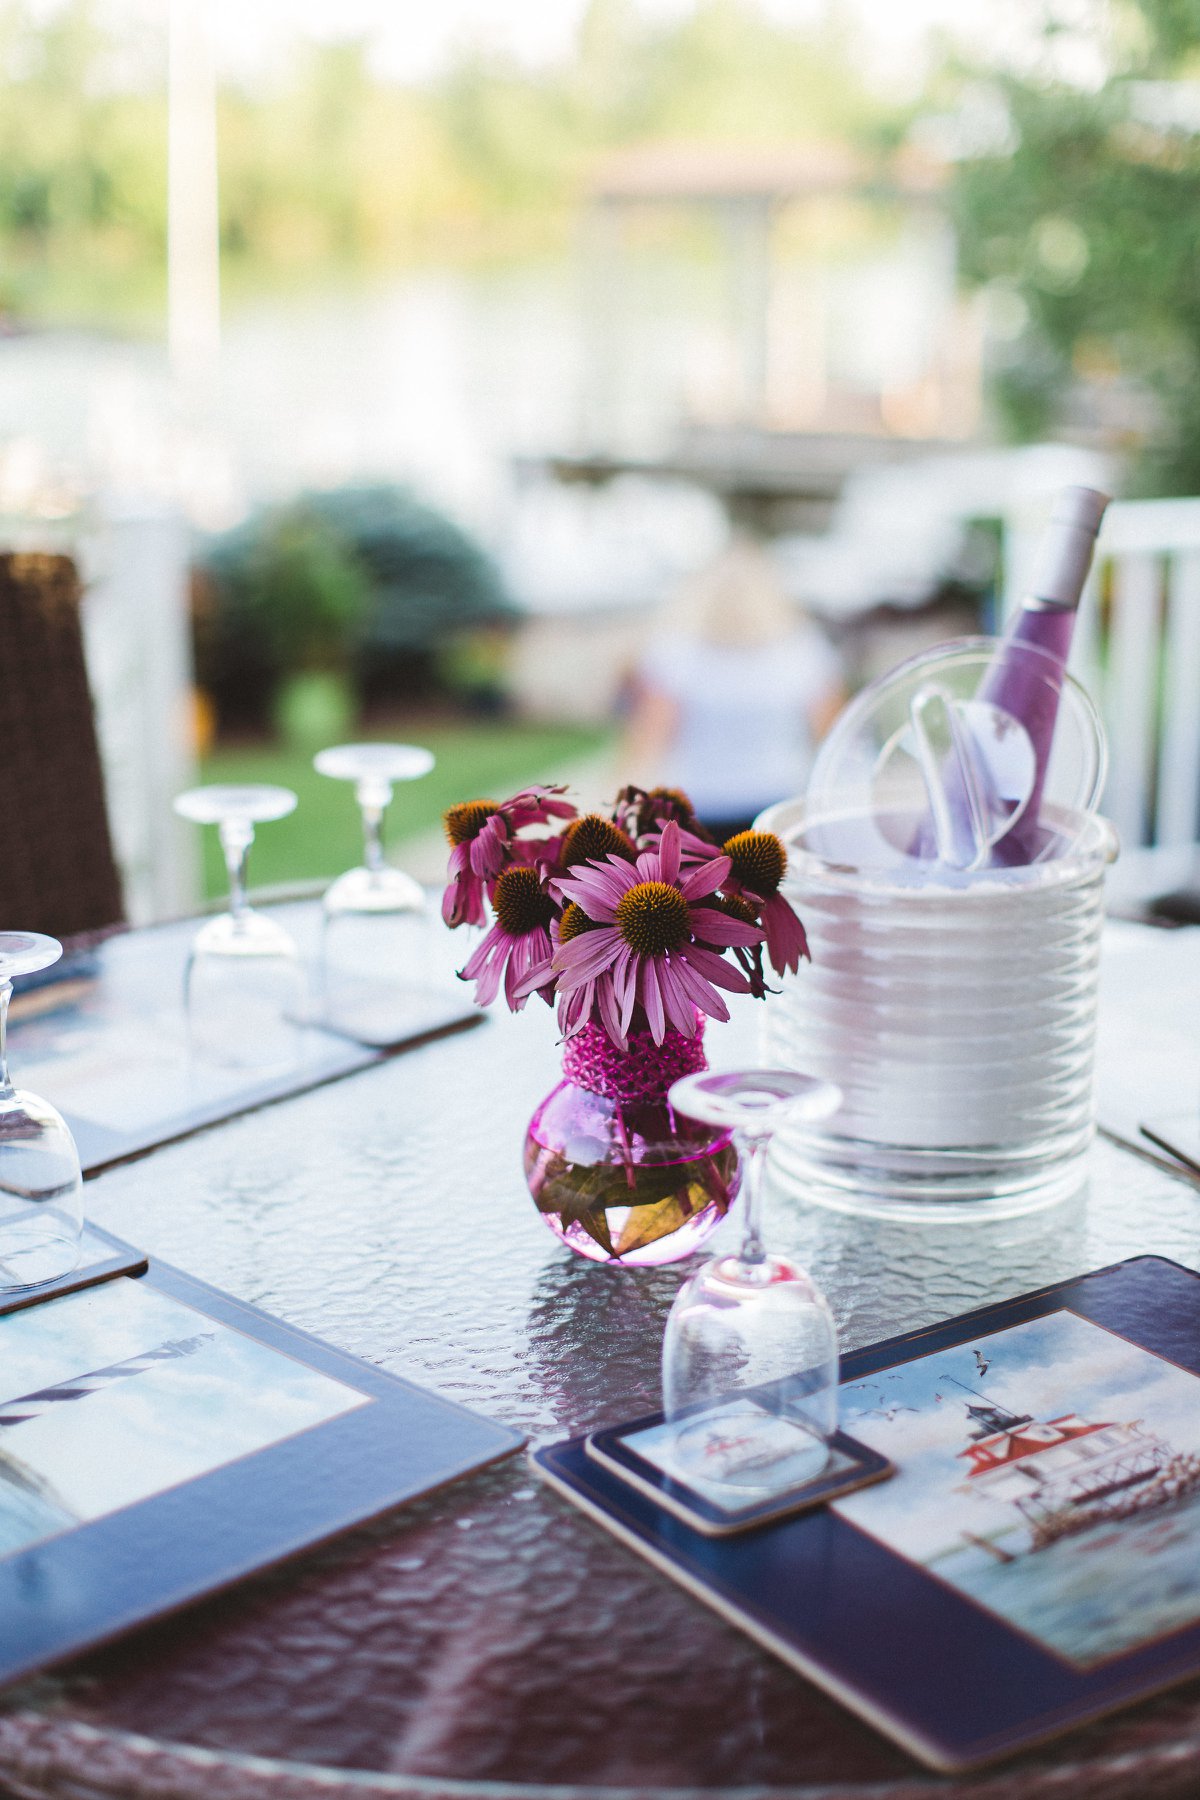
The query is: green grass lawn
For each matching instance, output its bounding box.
[197,718,612,898]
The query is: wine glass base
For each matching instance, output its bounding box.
[313,744,435,785]
[174,785,298,827]
[323,867,426,916]
[0,1224,81,1291]
[0,932,64,982]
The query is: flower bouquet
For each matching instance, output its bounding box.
[442,784,809,1265]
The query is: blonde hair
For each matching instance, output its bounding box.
[665,538,795,647]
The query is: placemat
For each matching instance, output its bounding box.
[536,1255,1200,1774]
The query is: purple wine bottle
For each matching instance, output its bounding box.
[906,486,1109,868]
[981,485,1109,864]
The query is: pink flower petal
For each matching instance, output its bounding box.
[610,943,635,1011]
[514,954,555,999]
[559,979,594,1037]
[680,855,730,901]
[762,892,810,976]
[561,857,639,903]
[677,826,721,862]
[460,929,508,1007]
[668,954,731,1023]
[553,865,628,915]
[442,843,488,926]
[461,922,503,979]
[508,928,554,1010]
[504,934,530,1010]
[556,855,637,903]
[613,948,638,1037]
[553,926,622,984]
[641,958,666,1043]
[658,963,698,1035]
[655,820,681,886]
[688,905,764,948]
[469,815,507,877]
[596,973,626,1047]
[681,941,754,995]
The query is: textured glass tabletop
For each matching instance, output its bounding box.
[2,913,1199,1800]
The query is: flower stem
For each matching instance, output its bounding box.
[613,1101,637,1190]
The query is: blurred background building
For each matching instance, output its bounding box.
[2,0,1199,916]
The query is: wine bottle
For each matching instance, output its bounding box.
[909,486,1109,868]
[981,486,1109,864]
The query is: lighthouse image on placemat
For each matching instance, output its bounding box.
[834,1310,1200,1666]
[950,1380,1200,1555]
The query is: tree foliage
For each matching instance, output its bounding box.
[949,0,1200,492]
[0,0,895,319]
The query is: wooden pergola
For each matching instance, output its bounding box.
[580,138,961,441]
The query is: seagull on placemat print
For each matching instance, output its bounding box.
[973,1350,990,1378]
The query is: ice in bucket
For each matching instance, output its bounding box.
[761,489,1117,1217]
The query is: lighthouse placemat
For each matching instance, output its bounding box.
[0,1224,523,1692]
[534,1254,1200,1773]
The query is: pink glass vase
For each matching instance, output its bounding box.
[524,1020,741,1266]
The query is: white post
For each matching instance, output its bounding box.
[723,196,773,422]
[168,0,221,389]
[579,199,623,451]
[80,502,199,923]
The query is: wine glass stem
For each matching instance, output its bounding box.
[220,821,254,920]
[361,801,386,875]
[0,979,12,1100]
[739,1132,768,1267]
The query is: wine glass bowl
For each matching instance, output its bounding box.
[0,932,84,1290]
[173,784,303,1068]
[662,1068,842,1489]
[314,743,434,919]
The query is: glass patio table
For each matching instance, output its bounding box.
[1,904,1199,1800]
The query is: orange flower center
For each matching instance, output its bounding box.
[615,881,689,956]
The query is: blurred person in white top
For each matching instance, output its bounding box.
[623,537,844,841]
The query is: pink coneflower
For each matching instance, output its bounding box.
[557,813,638,872]
[458,865,556,1010]
[709,892,771,999]
[722,830,809,977]
[675,824,808,977]
[611,783,710,848]
[546,901,601,1035]
[442,786,574,926]
[549,821,764,1047]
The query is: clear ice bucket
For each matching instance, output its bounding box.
[758,801,1118,1219]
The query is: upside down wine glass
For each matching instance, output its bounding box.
[314,742,435,919]
[173,784,304,1069]
[313,743,435,995]
[0,933,84,1289]
[662,1069,842,1487]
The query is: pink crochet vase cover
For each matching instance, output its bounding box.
[561,1018,707,1103]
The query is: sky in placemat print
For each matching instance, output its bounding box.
[833,1310,1200,1666]
[0,1280,367,1559]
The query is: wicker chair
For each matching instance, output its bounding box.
[0,551,125,939]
